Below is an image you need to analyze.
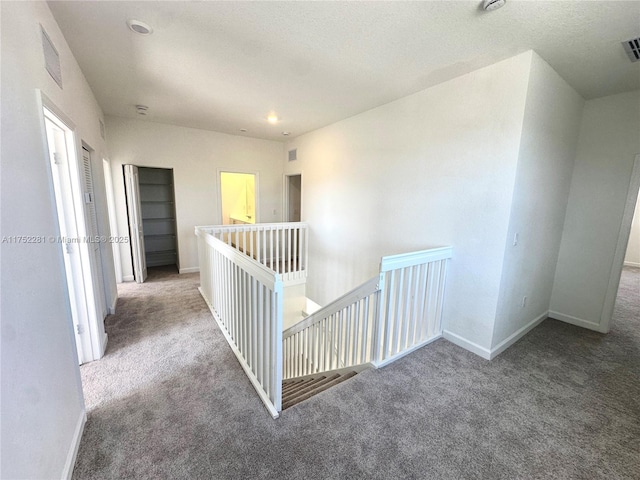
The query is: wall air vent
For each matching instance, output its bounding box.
[41,26,62,88]
[288,149,297,162]
[622,37,640,62]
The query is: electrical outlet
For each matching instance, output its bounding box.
[273,209,277,216]
[521,296,527,308]
[513,233,519,246]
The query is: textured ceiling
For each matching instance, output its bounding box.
[48,1,640,141]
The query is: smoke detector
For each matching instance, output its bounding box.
[127,20,153,35]
[483,0,506,11]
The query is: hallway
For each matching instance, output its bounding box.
[74,267,640,479]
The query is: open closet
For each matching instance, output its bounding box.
[124,165,178,282]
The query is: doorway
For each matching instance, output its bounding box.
[124,166,178,283]
[42,103,108,364]
[606,154,640,331]
[220,172,257,225]
[285,174,302,222]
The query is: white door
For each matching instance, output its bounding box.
[124,165,147,282]
[44,113,92,363]
[82,147,107,318]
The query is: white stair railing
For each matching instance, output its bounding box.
[196,226,283,418]
[197,220,452,416]
[204,222,308,284]
[282,247,452,380]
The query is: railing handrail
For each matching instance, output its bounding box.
[197,221,309,232]
[283,276,379,338]
[195,226,280,288]
[380,246,453,272]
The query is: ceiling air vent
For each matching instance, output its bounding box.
[622,37,640,63]
[288,149,297,162]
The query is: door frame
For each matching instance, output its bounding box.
[80,144,108,320]
[217,169,260,224]
[103,158,123,285]
[283,172,303,223]
[601,153,640,332]
[38,91,108,363]
[124,165,148,283]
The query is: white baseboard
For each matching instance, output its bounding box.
[624,261,640,268]
[179,267,200,274]
[442,330,491,360]
[122,274,134,282]
[100,333,109,358]
[62,410,86,479]
[489,311,547,360]
[108,296,117,315]
[548,310,606,333]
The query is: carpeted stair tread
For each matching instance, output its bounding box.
[282,376,320,393]
[282,370,358,410]
[283,374,339,406]
[281,380,305,393]
[282,376,328,397]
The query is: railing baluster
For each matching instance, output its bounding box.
[401,266,414,350]
[269,228,274,272]
[393,269,405,356]
[287,227,292,275]
[422,262,435,341]
[280,228,285,276]
[382,271,394,362]
[258,283,265,384]
[249,227,254,259]
[275,227,280,274]
[323,317,330,371]
[293,227,298,275]
[415,263,427,342]
[361,296,369,364]
[435,260,447,335]
[353,301,360,366]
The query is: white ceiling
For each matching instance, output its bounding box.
[48,1,640,142]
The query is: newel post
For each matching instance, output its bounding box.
[371,270,386,366]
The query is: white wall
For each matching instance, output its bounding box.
[624,195,640,267]
[551,90,640,331]
[1,1,114,477]
[284,52,533,351]
[492,53,584,351]
[105,116,284,278]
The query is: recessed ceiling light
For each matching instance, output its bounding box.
[483,0,506,11]
[127,20,153,35]
[240,128,247,132]
[267,113,279,124]
[282,132,290,136]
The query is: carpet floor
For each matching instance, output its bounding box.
[73,266,640,479]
